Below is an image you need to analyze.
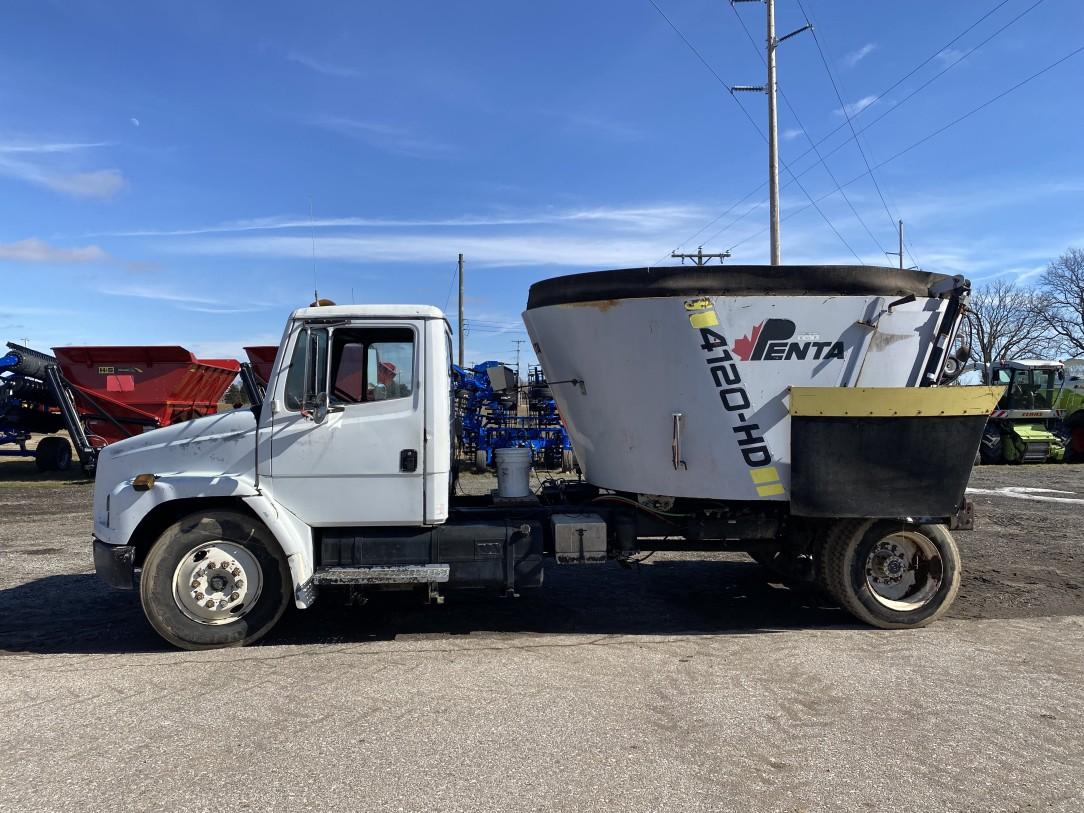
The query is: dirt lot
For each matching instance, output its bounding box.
[1,453,1083,811]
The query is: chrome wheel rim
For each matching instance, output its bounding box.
[172,542,263,625]
[863,531,943,612]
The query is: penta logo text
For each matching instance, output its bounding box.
[733,319,845,362]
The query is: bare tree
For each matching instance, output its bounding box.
[966,279,1054,382]
[1036,248,1084,357]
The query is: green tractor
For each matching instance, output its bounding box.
[979,360,1068,464]
[1058,359,1084,463]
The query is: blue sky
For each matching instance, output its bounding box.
[1,0,1080,366]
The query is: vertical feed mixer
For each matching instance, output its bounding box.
[523,265,997,517]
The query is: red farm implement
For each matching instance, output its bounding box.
[239,345,278,405]
[0,341,240,474]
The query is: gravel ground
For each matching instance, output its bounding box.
[1,452,1083,812]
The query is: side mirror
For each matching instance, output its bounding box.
[312,392,330,424]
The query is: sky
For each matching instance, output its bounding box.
[1,0,1081,367]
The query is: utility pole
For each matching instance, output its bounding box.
[512,340,524,382]
[732,0,811,266]
[671,246,731,266]
[511,339,525,415]
[765,0,780,266]
[457,253,465,368]
[885,220,904,269]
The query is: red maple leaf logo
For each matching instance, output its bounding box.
[732,321,763,361]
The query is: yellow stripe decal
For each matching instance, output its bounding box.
[756,483,786,497]
[750,466,780,484]
[689,310,719,329]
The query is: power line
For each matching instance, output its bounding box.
[698,0,1048,262]
[730,0,886,261]
[663,0,1034,261]
[721,41,1084,255]
[646,0,864,264]
[796,0,911,266]
[733,0,1048,255]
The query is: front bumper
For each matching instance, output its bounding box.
[93,538,137,590]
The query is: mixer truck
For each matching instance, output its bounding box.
[91,265,1002,650]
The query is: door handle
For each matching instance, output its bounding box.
[400,449,418,472]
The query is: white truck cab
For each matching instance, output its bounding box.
[93,305,456,648]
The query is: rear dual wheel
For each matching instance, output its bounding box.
[820,520,961,629]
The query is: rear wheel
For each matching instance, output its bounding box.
[561,449,575,473]
[822,519,961,629]
[139,510,291,650]
[474,450,488,473]
[34,436,72,472]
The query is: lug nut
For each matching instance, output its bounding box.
[195,592,205,601]
[191,580,200,588]
[230,591,240,601]
[205,599,215,608]
[235,580,244,589]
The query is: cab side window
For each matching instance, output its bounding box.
[329,327,414,406]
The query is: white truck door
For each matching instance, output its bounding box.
[266,320,425,526]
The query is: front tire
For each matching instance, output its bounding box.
[139,510,292,650]
[978,425,1002,464]
[822,520,961,629]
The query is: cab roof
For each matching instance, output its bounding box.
[290,304,447,321]
[998,359,1064,370]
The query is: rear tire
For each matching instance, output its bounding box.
[139,510,292,650]
[822,519,961,629]
[561,449,575,473]
[34,436,72,472]
[474,450,488,473]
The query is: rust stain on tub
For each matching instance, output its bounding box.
[561,299,623,312]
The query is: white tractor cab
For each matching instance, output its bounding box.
[979,360,1075,464]
[92,266,1003,650]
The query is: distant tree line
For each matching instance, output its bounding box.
[965,247,1084,382]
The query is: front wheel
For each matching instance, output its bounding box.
[978,426,1002,464]
[140,510,292,649]
[821,520,961,629]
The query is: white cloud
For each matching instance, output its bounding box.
[286,51,361,78]
[834,95,879,118]
[130,117,140,127]
[842,43,877,68]
[170,233,677,269]
[92,204,709,238]
[0,140,125,199]
[311,115,455,159]
[0,141,111,154]
[935,48,966,67]
[783,128,804,141]
[0,238,109,263]
[98,282,279,313]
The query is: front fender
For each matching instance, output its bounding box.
[242,493,317,609]
[98,474,258,547]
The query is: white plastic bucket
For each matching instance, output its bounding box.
[494,447,532,498]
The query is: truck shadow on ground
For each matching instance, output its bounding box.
[0,557,1047,655]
